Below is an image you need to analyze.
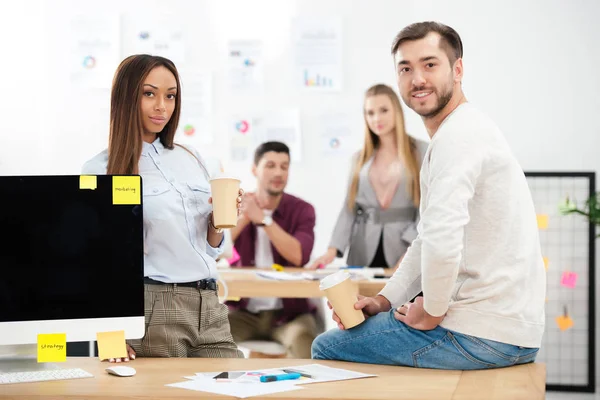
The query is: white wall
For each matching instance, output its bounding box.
[2,0,600,386]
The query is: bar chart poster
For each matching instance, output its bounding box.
[292,16,343,92]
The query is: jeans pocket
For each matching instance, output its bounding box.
[412,333,465,369]
[450,332,520,368]
[413,331,515,370]
[516,348,539,365]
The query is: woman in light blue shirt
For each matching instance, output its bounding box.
[83,54,243,360]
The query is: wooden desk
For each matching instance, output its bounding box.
[0,358,545,400]
[218,268,390,298]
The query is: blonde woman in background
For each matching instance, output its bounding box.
[309,84,428,269]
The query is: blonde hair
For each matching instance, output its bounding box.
[347,84,421,209]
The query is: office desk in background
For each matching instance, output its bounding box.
[68,267,389,357]
[218,267,392,298]
[0,358,545,400]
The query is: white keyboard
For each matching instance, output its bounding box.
[0,368,93,384]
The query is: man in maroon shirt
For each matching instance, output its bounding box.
[227,141,318,358]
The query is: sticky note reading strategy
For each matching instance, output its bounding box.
[112,176,141,205]
[79,175,97,190]
[37,333,66,363]
[536,214,549,230]
[97,330,127,361]
[561,271,578,289]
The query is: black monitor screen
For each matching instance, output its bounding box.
[0,175,144,323]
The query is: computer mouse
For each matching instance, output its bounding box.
[105,366,136,377]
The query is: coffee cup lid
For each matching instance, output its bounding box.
[209,173,240,182]
[319,270,351,290]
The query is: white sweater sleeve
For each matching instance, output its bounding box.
[420,136,484,317]
[378,236,422,308]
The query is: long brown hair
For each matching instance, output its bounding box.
[347,84,421,209]
[107,54,182,175]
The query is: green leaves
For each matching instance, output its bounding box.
[559,193,600,238]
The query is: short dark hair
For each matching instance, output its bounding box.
[391,21,463,65]
[254,141,290,165]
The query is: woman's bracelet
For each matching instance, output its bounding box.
[208,213,224,234]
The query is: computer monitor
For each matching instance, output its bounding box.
[0,175,144,363]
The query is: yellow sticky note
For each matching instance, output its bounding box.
[226,296,241,301]
[543,257,549,271]
[37,333,66,363]
[80,175,97,190]
[537,214,548,230]
[556,315,574,331]
[271,263,284,271]
[112,176,141,205]
[97,330,127,361]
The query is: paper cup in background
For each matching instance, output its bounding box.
[209,177,240,229]
[319,271,365,329]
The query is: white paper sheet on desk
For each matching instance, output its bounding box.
[167,377,303,398]
[194,364,377,385]
[256,271,311,281]
[348,268,385,277]
[285,364,377,384]
[313,267,386,279]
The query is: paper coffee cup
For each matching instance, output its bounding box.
[209,176,241,229]
[319,271,365,329]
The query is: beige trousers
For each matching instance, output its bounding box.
[129,284,243,358]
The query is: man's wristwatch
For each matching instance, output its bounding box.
[209,213,224,234]
[261,215,273,227]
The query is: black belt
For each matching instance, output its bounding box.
[144,277,218,291]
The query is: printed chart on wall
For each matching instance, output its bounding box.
[292,16,343,92]
[230,110,302,163]
[317,112,359,158]
[227,40,264,93]
[525,172,596,392]
[230,115,255,163]
[121,14,186,66]
[175,71,214,146]
[69,14,120,89]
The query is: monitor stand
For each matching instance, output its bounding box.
[0,344,63,373]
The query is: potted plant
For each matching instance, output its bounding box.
[559,193,600,238]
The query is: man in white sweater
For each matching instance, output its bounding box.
[311,21,546,369]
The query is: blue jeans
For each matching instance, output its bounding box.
[311,310,538,370]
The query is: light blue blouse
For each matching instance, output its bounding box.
[82,138,223,283]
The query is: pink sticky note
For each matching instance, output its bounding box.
[560,271,578,288]
[227,247,241,265]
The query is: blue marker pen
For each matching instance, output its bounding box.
[260,373,301,383]
[340,265,364,269]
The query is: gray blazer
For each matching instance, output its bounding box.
[329,140,429,267]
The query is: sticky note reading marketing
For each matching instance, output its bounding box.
[112,176,141,205]
[79,175,97,190]
[97,330,127,361]
[543,257,549,271]
[561,271,578,288]
[556,315,574,331]
[37,333,66,363]
[536,214,548,230]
